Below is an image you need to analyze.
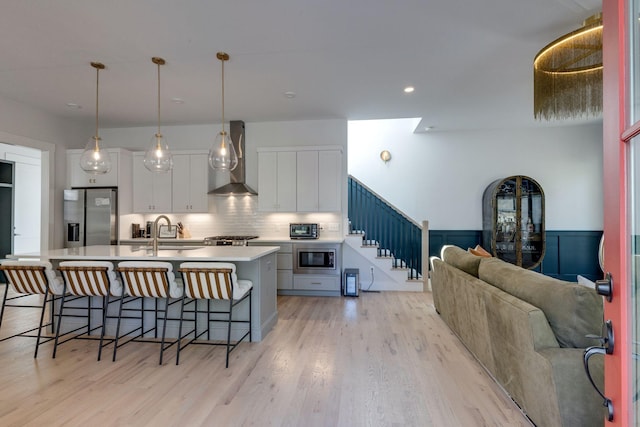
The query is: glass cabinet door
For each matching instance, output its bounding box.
[519,177,544,268]
[483,175,545,269]
[494,178,518,264]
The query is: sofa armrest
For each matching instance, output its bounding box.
[536,348,605,427]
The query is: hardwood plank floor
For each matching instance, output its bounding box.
[0,286,531,426]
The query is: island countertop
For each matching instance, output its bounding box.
[7,244,280,343]
[9,244,281,262]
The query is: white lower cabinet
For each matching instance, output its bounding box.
[293,275,341,292]
[277,270,293,291]
[249,242,293,290]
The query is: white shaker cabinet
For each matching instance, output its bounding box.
[67,148,121,188]
[296,150,342,212]
[249,241,293,290]
[171,153,208,213]
[132,153,172,213]
[258,147,342,213]
[257,151,296,212]
[317,150,342,212]
[66,148,132,214]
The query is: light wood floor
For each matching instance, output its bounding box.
[0,287,532,426]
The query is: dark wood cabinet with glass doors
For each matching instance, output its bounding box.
[482,175,545,269]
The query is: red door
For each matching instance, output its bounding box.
[602,0,637,425]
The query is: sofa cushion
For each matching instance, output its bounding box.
[478,257,603,348]
[441,245,483,278]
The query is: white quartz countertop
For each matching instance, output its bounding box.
[120,237,345,245]
[252,237,345,244]
[119,238,205,244]
[9,244,280,262]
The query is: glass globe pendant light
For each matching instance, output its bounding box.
[79,62,112,174]
[143,57,173,173]
[208,52,238,171]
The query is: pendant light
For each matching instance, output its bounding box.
[533,13,603,120]
[79,62,112,174]
[209,52,238,171]
[144,57,173,173]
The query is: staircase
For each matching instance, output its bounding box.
[343,233,425,292]
[347,176,428,292]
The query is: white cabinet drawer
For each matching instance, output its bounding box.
[277,270,293,290]
[277,253,293,270]
[277,243,293,253]
[293,275,340,291]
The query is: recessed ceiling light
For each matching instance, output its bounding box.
[284,91,296,99]
[171,97,185,104]
[66,102,82,109]
[404,86,415,93]
[424,126,434,131]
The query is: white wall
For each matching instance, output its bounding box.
[0,96,90,249]
[348,119,603,231]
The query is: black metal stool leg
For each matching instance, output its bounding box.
[52,285,68,359]
[159,298,170,365]
[33,288,51,358]
[176,293,187,365]
[112,292,126,362]
[0,283,10,330]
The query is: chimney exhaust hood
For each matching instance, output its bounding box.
[209,120,258,195]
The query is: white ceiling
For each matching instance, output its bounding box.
[0,0,602,132]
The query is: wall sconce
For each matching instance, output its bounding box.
[380,150,392,163]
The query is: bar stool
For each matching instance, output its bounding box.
[0,260,65,358]
[177,262,252,367]
[54,261,123,360]
[114,261,183,365]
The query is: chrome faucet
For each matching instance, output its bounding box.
[152,215,171,253]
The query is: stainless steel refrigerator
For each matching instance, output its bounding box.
[64,188,117,247]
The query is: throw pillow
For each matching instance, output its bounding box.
[469,245,492,258]
[577,275,596,290]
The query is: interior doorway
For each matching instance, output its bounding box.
[0,143,41,254]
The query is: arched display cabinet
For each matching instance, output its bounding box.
[482,175,545,269]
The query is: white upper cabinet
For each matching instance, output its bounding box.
[296,151,319,212]
[258,151,297,212]
[171,153,208,213]
[132,152,172,213]
[258,147,342,213]
[68,148,123,188]
[297,150,342,212]
[317,150,342,212]
[67,148,132,214]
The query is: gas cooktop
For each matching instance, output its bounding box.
[203,235,259,246]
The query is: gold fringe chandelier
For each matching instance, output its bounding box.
[534,13,603,120]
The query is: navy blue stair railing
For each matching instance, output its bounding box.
[348,175,422,279]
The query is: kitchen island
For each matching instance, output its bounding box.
[9,244,280,341]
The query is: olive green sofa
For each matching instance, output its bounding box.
[430,245,604,427]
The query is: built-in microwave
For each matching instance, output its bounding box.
[293,244,340,274]
[289,223,319,239]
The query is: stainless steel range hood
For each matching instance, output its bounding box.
[209,120,258,195]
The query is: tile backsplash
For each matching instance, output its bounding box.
[120,196,344,240]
